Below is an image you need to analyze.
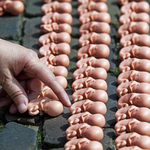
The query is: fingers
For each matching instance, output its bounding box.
[1,73,28,113]
[0,97,13,108]
[26,78,43,101]
[30,60,71,107]
[0,88,7,98]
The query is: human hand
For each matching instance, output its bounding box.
[0,39,71,114]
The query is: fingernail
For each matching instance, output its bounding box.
[67,99,71,107]
[18,103,27,113]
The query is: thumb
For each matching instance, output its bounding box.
[2,75,28,113]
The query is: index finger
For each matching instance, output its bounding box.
[30,60,71,107]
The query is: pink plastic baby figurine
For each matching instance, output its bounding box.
[39,85,58,100]
[115,118,150,136]
[115,132,150,150]
[118,0,146,6]
[41,12,72,25]
[41,1,72,14]
[65,123,103,141]
[117,146,149,150]
[72,87,108,103]
[117,81,150,97]
[76,57,110,71]
[115,105,150,122]
[40,54,70,67]
[28,97,64,117]
[119,12,149,25]
[79,22,110,35]
[55,76,68,89]
[79,11,110,24]
[77,2,108,16]
[119,58,150,73]
[70,99,107,115]
[78,32,111,47]
[0,0,24,16]
[39,43,71,57]
[118,22,149,37]
[117,93,150,109]
[41,63,68,77]
[42,0,71,3]
[40,23,72,34]
[119,45,150,60]
[72,66,107,80]
[117,70,150,85]
[68,112,105,127]
[120,1,149,14]
[39,32,71,46]
[72,77,107,91]
[77,44,110,59]
[64,138,103,150]
[78,0,107,5]
[120,33,150,47]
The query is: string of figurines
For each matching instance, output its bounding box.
[28,0,72,117]
[115,0,150,149]
[64,0,111,149]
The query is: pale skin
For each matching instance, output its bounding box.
[0,39,71,114]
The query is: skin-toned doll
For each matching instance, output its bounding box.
[117,93,150,109]
[119,12,149,25]
[42,0,71,3]
[120,1,149,14]
[78,32,111,47]
[118,146,149,150]
[39,43,71,57]
[118,0,146,6]
[117,81,150,97]
[77,2,108,16]
[117,70,150,85]
[118,22,149,37]
[0,0,24,1]
[119,45,150,60]
[79,22,110,35]
[115,118,150,136]
[39,32,71,46]
[78,0,107,5]
[72,87,108,103]
[70,99,107,115]
[45,64,68,77]
[41,2,72,14]
[68,112,105,127]
[115,105,150,122]
[76,57,110,71]
[39,85,58,100]
[72,66,107,80]
[79,11,110,24]
[72,77,107,91]
[119,58,150,73]
[115,132,150,150]
[120,33,150,47]
[0,0,24,16]
[64,138,103,150]
[28,97,64,117]
[77,44,110,59]
[41,12,72,25]
[40,23,72,34]
[65,123,103,141]
[54,76,68,89]
[39,76,67,99]
[40,54,70,67]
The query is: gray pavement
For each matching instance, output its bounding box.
[0,0,150,149]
